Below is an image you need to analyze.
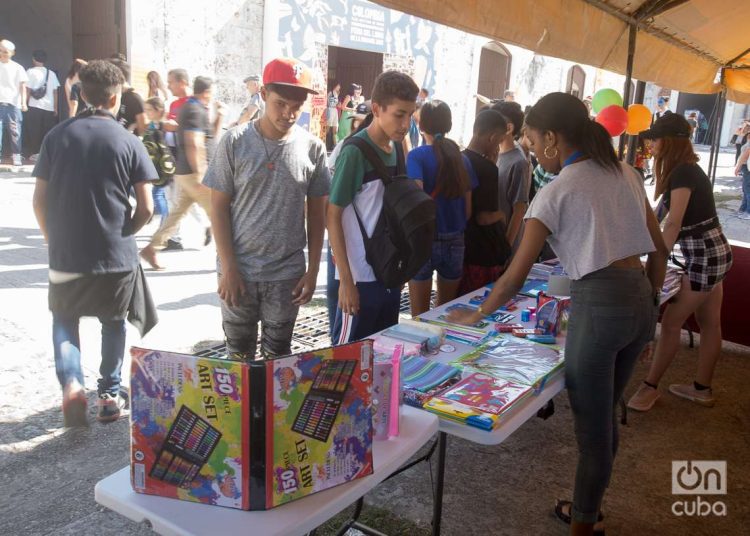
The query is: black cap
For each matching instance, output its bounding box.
[352,101,372,120]
[641,112,691,139]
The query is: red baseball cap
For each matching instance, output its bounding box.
[263,58,317,94]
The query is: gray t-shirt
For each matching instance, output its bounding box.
[496,145,531,224]
[204,121,331,281]
[525,160,655,280]
[497,144,531,248]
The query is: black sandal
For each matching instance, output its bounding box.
[555,499,605,534]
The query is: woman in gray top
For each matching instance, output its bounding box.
[449,93,669,536]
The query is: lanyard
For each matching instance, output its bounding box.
[562,150,584,168]
[79,107,118,121]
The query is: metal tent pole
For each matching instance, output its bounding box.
[706,95,721,178]
[626,81,647,165]
[711,89,727,187]
[619,23,637,160]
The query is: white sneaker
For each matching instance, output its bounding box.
[12,154,22,167]
[627,382,660,411]
[738,212,750,220]
[668,383,715,407]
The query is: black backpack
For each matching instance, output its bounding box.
[29,68,49,100]
[141,127,176,187]
[343,136,436,288]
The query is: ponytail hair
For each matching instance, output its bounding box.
[419,100,470,199]
[580,119,620,171]
[525,92,620,172]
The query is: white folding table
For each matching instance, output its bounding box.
[95,405,438,536]
[414,266,682,534]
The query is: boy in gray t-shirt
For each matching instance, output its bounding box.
[491,100,530,252]
[203,58,330,359]
[497,144,530,246]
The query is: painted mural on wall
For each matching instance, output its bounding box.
[278,0,438,94]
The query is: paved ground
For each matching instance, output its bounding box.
[1,147,748,536]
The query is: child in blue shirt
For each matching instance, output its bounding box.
[407,100,478,316]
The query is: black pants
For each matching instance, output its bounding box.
[23,107,56,157]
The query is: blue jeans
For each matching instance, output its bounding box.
[152,185,169,226]
[740,164,750,213]
[564,267,658,523]
[52,315,126,397]
[412,231,465,281]
[0,103,22,156]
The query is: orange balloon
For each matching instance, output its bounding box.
[626,104,652,135]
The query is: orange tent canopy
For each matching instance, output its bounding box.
[373,0,750,102]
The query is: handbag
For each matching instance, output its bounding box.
[29,68,50,100]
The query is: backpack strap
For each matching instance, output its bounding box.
[394,140,406,175]
[343,136,394,185]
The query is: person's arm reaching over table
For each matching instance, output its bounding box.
[448,218,549,325]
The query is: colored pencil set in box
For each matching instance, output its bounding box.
[372,345,404,440]
[423,373,532,431]
[129,341,373,510]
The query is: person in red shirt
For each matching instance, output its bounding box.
[159,68,210,252]
[165,68,190,154]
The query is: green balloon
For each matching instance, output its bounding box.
[592,89,623,114]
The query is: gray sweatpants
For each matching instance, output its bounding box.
[565,266,658,524]
[220,278,299,359]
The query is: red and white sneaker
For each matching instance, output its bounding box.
[97,393,124,423]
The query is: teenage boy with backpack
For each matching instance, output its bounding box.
[328,71,421,343]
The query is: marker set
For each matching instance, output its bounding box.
[292,359,356,442]
[150,405,222,487]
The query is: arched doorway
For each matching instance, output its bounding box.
[476,42,512,114]
[566,65,586,98]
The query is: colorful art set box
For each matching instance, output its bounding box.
[129,340,374,510]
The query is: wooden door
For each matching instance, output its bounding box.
[476,44,510,114]
[71,0,126,61]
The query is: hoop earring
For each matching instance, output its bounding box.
[543,145,559,159]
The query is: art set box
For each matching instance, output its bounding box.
[129,340,374,510]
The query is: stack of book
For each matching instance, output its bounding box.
[401,355,462,408]
[423,372,532,431]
